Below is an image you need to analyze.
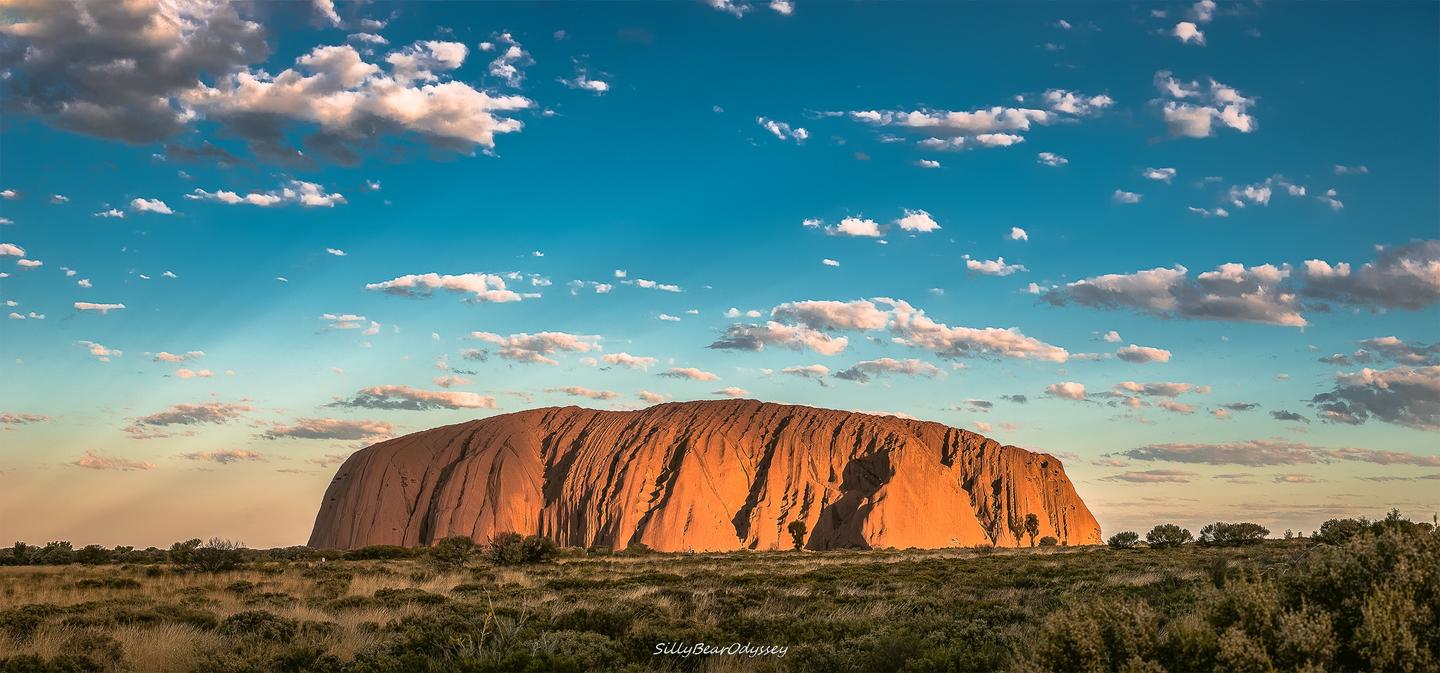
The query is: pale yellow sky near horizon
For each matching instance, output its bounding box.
[3,452,1436,549]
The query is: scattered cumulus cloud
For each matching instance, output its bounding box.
[331,385,497,410]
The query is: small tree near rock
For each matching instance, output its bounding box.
[1024,513,1040,547]
[787,520,807,550]
[1038,536,1058,547]
[1107,531,1140,549]
[1145,524,1193,549]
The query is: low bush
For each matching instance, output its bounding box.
[1145,524,1193,549]
[217,610,299,643]
[482,532,558,566]
[1198,522,1269,547]
[1108,531,1141,549]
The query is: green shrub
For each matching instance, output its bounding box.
[169,538,244,572]
[72,578,140,590]
[217,610,299,643]
[36,542,75,565]
[1198,522,1269,547]
[0,604,61,640]
[1108,531,1141,549]
[1038,536,1058,547]
[73,546,112,565]
[482,532,558,566]
[343,545,415,561]
[1315,517,1368,546]
[427,536,477,569]
[1145,524,1193,549]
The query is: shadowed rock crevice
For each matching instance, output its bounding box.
[309,400,1102,551]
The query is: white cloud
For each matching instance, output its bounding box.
[321,313,367,330]
[885,298,1069,362]
[847,89,1112,149]
[326,248,347,256]
[602,353,658,370]
[187,180,345,208]
[1154,71,1256,138]
[0,243,23,257]
[915,159,941,168]
[365,272,536,302]
[129,198,174,215]
[1046,382,1087,400]
[15,259,42,268]
[965,256,1027,276]
[829,217,882,238]
[822,258,839,267]
[77,340,122,362]
[1189,0,1217,23]
[834,357,942,383]
[1117,344,1173,363]
[1302,240,1440,310]
[332,385,497,410]
[638,390,667,404]
[564,71,611,94]
[757,116,809,143]
[771,299,890,331]
[469,331,600,365]
[1173,21,1205,45]
[74,302,125,314]
[629,278,683,292]
[72,451,155,471]
[180,41,531,161]
[713,386,750,398]
[1045,262,1306,327]
[1143,167,1177,182]
[313,0,342,27]
[1036,151,1068,167]
[348,32,389,46]
[1188,206,1231,218]
[1009,227,1029,241]
[546,386,620,400]
[658,313,681,322]
[895,209,940,233]
[1103,330,1122,343]
[707,0,752,17]
[433,375,470,388]
[782,364,829,379]
[769,0,795,15]
[154,351,204,363]
[659,367,720,381]
[1313,364,1439,430]
[1113,190,1142,204]
[708,322,850,356]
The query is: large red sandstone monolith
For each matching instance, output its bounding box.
[308,400,1101,551]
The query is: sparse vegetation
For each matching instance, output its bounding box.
[1107,531,1140,549]
[788,520,807,550]
[1023,513,1040,547]
[0,514,1434,672]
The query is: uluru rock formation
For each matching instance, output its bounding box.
[309,400,1101,551]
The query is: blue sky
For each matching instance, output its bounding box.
[1,0,1437,547]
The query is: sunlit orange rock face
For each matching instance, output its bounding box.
[308,400,1101,551]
